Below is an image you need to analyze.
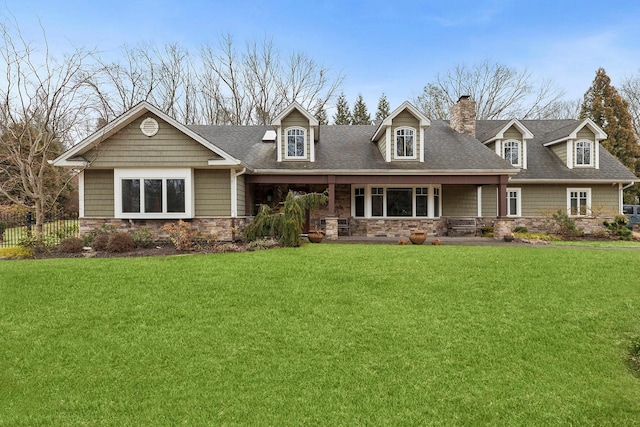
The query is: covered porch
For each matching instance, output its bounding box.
[245,174,510,239]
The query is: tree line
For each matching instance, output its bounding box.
[2,17,640,227]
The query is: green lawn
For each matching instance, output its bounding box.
[2,245,640,426]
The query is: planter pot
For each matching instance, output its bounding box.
[307,231,324,243]
[504,234,515,242]
[409,232,427,245]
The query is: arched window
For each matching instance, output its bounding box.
[395,128,415,158]
[503,140,520,166]
[286,128,306,158]
[575,140,593,166]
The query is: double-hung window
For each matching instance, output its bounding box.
[503,140,520,166]
[115,169,192,219]
[567,188,591,216]
[575,140,593,166]
[395,128,415,159]
[286,128,306,159]
[506,188,521,217]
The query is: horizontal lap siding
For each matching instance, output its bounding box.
[85,114,214,168]
[591,185,620,213]
[551,144,567,164]
[519,184,619,215]
[504,126,522,140]
[482,185,497,216]
[195,170,231,216]
[84,170,114,217]
[237,174,245,215]
[443,185,477,216]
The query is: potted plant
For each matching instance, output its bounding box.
[409,230,427,245]
[307,226,325,243]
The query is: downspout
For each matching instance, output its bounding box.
[231,168,247,242]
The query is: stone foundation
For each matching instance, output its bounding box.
[478,215,613,236]
[349,218,447,238]
[80,217,251,242]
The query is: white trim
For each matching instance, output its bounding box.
[277,126,282,162]
[595,141,600,169]
[310,127,315,162]
[230,170,237,218]
[385,127,391,162]
[78,170,85,218]
[351,184,442,219]
[543,118,607,147]
[271,101,319,126]
[574,139,594,167]
[419,127,425,163]
[284,127,308,160]
[394,127,418,160]
[477,186,482,217]
[522,141,528,170]
[482,119,534,143]
[495,140,501,156]
[114,168,193,219]
[619,183,623,214]
[506,187,521,217]
[371,101,430,141]
[567,140,574,169]
[567,187,592,217]
[502,139,521,167]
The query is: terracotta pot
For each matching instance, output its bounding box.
[307,231,324,243]
[409,232,426,245]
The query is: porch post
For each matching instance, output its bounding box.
[497,175,508,217]
[328,175,336,216]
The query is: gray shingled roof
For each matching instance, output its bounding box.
[187,119,637,182]
[188,120,515,173]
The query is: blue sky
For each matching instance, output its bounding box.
[3,0,640,111]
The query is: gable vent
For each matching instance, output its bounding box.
[262,129,276,143]
[140,117,159,137]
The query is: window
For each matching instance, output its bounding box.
[387,188,412,216]
[567,188,591,216]
[115,169,192,219]
[286,128,306,158]
[575,140,593,166]
[371,187,384,217]
[506,188,521,217]
[503,140,520,166]
[352,186,441,218]
[354,188,365,217]
[416,188,428,216]
[395,128,415,158]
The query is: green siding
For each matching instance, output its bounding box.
[443,185,477,216]
[281,109,311,161]
[504,126,522,140]
[84,169,114,217]
[84,114,216,168]
[237,174,246,215]
[378,135,387,159]
[391,110,420,161]
[195,170,231,216]
[551,143,567,163]
[481,185,498,216]
[577,127,595,139]
[519,184,619,215]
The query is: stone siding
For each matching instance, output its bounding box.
[80,217,250,242]
[477,215,614,236]
[349,218,447,238]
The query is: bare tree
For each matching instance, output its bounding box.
[414,60,564,120]
[621,72,640,137]
[0,20,96,231]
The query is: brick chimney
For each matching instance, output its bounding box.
[450,95,476,137]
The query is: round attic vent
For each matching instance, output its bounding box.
[140,117,159,137]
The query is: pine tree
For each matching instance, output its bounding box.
[580,68,640,202]
[314,101,328,125]
[375,93,391,121]
[333,92,352,125]
[351,94,371,125]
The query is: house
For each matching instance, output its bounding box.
[52,96,638,240]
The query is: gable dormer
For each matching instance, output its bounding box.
[272,102,319,162]
[371,101,430,162]
[543,119,606,169]
[482,119,533,169]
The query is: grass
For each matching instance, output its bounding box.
[551,240,640,248]
[2,245,640,426]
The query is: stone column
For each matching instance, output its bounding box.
[324,217,339,240]
[493,218,514,240]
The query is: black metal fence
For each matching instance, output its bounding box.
[0,210,79,248]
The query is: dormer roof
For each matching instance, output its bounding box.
[481,119,534,144]
[371,101,430,141]
[271,101,319,127]
[543,118,607,146]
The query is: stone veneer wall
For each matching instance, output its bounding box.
[477,215,614,236]
[350,218,447,238]
[80,217,250,242]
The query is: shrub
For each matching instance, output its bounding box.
[603,215,632,241]
[480,226,494,237]
[83,223,117,246]
[106,232,135,253]
[18,234,54,254]
[546,210,583,238]
[513,226,528,233]
[132,228,155,248]
[162,220,197,251]
[58,237,84,254]
[91,233,110,251]
[0,246,33,259]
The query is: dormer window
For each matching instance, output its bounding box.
[286,127,306,159]
[503,140,520,166]
[395,128,415,159]
[575,140,593,166]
